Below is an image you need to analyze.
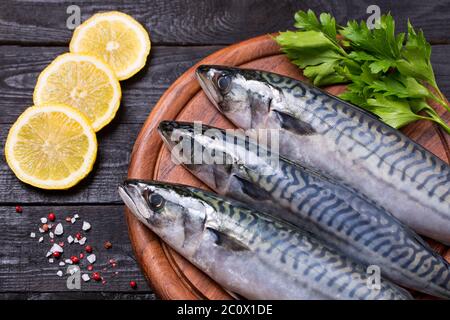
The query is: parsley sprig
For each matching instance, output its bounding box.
[276,10,450,134]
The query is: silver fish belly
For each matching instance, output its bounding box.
[196,65,450,245]
[159,121,450,298]
[120,180,411,300]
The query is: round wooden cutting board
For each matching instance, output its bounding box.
[125,34,450,300]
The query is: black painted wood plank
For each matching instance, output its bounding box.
[0,123,141,204]
[0,45,221,204]
[0,45,223,124]
[0,205,153,294]
[0,292,156,300]
[0,44,449,126]
[0,0,448,300]
[0,44,449,204]
[433,46,450,96]
[0,0,449,45]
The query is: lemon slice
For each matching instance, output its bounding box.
[33,53,121,132]
[70,11,151,80]
[5,104,97,190]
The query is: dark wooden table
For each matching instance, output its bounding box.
[0,0,449,300]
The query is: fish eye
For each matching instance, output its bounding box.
[217,74,231,92]
[148,193,165,211]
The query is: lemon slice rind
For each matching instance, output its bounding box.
[33,53,121,132]
[70,11,151,80]
[5,104,98,190]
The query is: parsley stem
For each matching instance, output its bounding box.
[428,90,450,113]
[424,107,450,135]
[434,86,450,109]
[433,119,450,135]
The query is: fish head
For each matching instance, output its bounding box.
[196,65,278,129]
[159,120,215,169]
[158,120,240,193]
[158,121,276,191]
[119,180,209,254]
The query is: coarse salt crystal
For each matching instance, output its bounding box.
[82,221,91,231]
[39,228,45,233]
[38,237,43,243]
[49,232,54,239]
[54,223,63,236]
[48,258,54,263]
[86,254,96,264]
[68,266,79,275]
[78,237,86,245]
[56,270,63,277]
[71,217,76,224]
[74,238,79,244]
[59,261,65,266]
[30,232,36,238]
[46,251,52,258]
[65,259,72,264]
[67,235,74,244]
[40,217,47,224]
[74,214,79,219]
[82,274,90,282]
[50,243,63,253]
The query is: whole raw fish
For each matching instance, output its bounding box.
[159,120,450,298]
[196,65,450,244]
[119,180,411,300]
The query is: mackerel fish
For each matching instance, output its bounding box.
[158,120,450,298]
[196,65,450,245]
[119,180,411,300]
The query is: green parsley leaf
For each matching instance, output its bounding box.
[277,10,450,133]
[303,61,347,86]
[366,95,424,128]
[294,10,337,41]
[275,30,347,85]
[339,89,368,107]
[369,73,430,99]
[347,51,377,62]
[340,14,404,73]
[396,21,436,87]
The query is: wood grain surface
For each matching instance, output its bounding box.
[1,0,450,45]
[126,34,450,300]
[0,205,152,295]
[0,0,449,300]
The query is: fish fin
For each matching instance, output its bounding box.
[207,227,250,251]
[233,175,272,201]
[273,110,316,135]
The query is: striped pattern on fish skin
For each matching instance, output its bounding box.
[158,121,450,298]
[194,191,411,300]
[120,180,411,300]
[248,155,450,297]
[196,65,450,244]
